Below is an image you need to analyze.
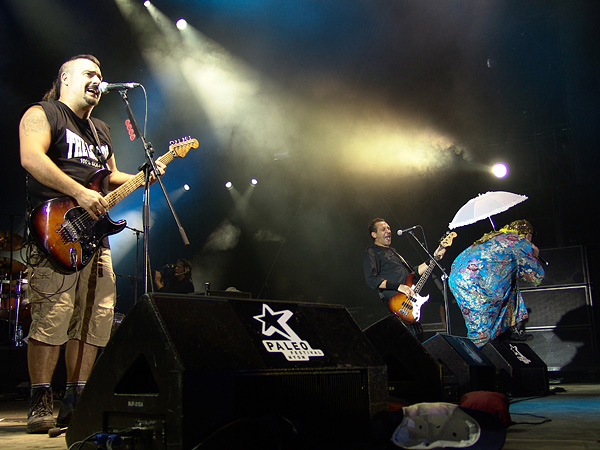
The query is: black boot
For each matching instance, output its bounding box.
[56,384,85,428]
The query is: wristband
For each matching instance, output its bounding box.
[387,281,400,291]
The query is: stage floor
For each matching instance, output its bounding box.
[1,383,599,449]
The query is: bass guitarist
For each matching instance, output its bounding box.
[362,218,446,337]
[19,55,165,434]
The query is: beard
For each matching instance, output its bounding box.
[84,94,99,106]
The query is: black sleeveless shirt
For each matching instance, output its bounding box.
[24,100,113,208]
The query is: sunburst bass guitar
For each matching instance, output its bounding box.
[388,231,456,323]
[28,138,199,274]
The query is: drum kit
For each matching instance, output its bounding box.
[0,230,29,347]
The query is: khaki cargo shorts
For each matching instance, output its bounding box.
[27,244,116,347]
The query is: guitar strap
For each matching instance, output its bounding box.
[87,118,109,170]
[390,247,414,273]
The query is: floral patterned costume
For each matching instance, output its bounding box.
[448,232,544,347]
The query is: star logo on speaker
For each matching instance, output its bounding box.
[253,304,324,361]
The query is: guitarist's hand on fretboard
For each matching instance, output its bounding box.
[433,245,447,260]
[147,160,167,185]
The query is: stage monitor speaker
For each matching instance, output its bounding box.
[423,334,496,401]
[66,293,388,450]
[363,315,443,403]
[481,341,549,397]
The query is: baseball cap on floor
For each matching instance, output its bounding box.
[390,402,506,450]
[460,391,511,428]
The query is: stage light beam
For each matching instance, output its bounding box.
[120,0,473,180]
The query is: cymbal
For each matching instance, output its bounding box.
[0,231,23,252]
[0,257,26,276]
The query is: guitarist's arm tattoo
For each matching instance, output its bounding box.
[21,108,51,136]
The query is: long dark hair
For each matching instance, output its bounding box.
[42,54,101,101]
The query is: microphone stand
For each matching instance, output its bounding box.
[118,90,189,295]
[125,225,143,303]
[406,231,452,335]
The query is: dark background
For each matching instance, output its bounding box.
[1,0,598,331]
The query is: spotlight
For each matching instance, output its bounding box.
[183,184,190,191]
[250,178,258,187]
[176,18,188,30]
[225,181,233,190]
[492,163,508,178]
[143,0,151,7]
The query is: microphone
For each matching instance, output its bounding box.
[98,81,141,93]
[397,225,419,236]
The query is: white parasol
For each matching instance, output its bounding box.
[448,191,528,230]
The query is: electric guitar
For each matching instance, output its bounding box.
[28,138,199,273]
[387,231,456,323]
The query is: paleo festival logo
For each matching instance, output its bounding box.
[253,304,324,361]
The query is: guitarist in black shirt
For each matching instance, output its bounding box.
[362,218,447,336]
[19,55,165,433]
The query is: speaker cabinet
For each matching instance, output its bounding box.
[423,334,496,401]
[521,285,592,328]
[481,341,549,397]
[363,316,443,403]
[66,294,388,450]
[520,284,599,379]
[536,246,588,287]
